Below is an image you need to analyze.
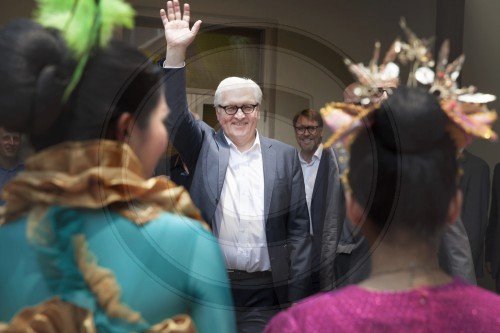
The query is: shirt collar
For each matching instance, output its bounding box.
[299,144,323,165]
[224,131,261,153]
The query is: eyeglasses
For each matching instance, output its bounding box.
[217,104,259,115]
[1,134,21,144]
[294,126,321,134]
[375,87,395,97]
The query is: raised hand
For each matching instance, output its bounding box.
[160,0,201,66]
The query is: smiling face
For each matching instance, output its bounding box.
[215,81,261,152]
[294,116,323,156]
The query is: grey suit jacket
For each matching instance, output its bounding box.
[438,218,477,284]
[164,68,312,304]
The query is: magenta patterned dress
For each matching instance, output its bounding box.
[264,278,500,332]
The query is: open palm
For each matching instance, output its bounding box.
[160,1,201,48]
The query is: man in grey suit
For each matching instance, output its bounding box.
[160,2,311,332]
[292,109,344,293]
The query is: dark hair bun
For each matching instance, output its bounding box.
[0,19,71,134]
[373,87,449,154]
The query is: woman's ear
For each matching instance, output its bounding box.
[116,112,133,142]
[446,189,463,226]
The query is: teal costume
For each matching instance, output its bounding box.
[0,141,236,333]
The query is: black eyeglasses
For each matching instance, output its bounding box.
[294,126,321,134]
[217,104,259,115]
[375,87,395,97]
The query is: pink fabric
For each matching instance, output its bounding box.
[264,278,500,333]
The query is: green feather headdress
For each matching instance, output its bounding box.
[34,0,135,100]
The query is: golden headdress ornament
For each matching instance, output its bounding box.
[322,17,497,149]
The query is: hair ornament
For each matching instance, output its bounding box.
[322,102,377,148]
[397,17,435,86]
[34,0,135,100]
[343,39,401,106]
[321,17,497,149]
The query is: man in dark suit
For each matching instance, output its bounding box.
[292,109,344,293]
[160,2,311,332]
[459,150,490,279]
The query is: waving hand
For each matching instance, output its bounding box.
[160,0,201,66]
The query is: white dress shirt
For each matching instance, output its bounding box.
[213,132,270,272]
[298,144,323,235]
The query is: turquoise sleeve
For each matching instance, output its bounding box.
[133,211,237,332]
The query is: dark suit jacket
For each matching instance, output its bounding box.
[310,148,339,266]
[304,147,344,292]
[154,154,193,190]
[459,150,490,278]
[164,68,312,305]
[486,163,500,279]
[319,144,370,289]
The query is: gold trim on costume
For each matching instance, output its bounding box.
[0,297,96,333]
[0,297,197,333]
[73,235,143,323]
[0,140,204,332]
[1,140,206,228]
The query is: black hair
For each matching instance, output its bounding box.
[348,87,458,241]
[0,20,163,151]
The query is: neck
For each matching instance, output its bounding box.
[0,155,19,169]
[230,133,257,153]
[359,238,451,291]
[300,150,314,163]
[234,139,255,153]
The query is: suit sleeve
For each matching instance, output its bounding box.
[163,67,204,174]
[319,147,344,291]
[287,151,312,301]
[486,164,500,277]
[459,154,491,278]
[475,162,490,277]
[438,217,477,284]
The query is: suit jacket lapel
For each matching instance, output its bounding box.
[261,136,276,221]
[216,129,230,199]
[312,149,329,204]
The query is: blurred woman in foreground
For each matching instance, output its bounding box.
[264,87,500,332]
[0,6,235,332]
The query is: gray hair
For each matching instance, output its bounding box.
[214,77,262,106]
